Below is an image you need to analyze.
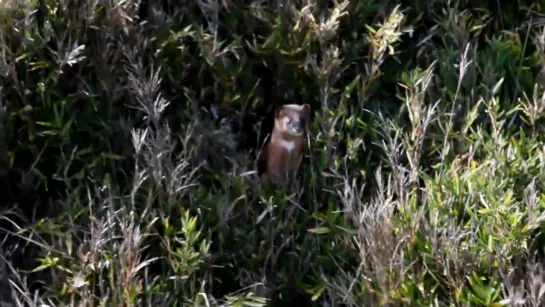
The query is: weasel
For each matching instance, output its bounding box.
[258,103,311,187]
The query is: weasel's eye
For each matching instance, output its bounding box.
[286,118,292,124]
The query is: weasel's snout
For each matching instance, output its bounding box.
[291,120,303,132]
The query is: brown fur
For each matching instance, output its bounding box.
[258,104,311,187]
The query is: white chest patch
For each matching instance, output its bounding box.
[279,139,295,152]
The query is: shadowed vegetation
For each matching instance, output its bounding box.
[2,0,545,306]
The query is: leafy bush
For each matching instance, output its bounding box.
[2,0,545,306]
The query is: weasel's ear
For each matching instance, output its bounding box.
[300,104,311,121]
[274,105,283,119]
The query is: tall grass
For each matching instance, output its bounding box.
[2,0,545,306]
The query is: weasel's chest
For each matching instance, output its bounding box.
[266,139,302,174]
[278,139,296,153]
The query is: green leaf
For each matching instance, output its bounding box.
[308,227,331,234]
[311,286,325,301]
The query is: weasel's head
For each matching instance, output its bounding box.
[274,104,311,137]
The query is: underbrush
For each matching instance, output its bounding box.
[2,0,545,306]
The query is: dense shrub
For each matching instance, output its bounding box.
[2,0,545,306]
